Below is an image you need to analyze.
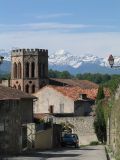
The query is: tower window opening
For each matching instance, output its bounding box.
[31,62,35,78]
[18,62,22,78]
[43,64,45,78]
[32,85,35,93]
[25,84,29,93]
[13,63,17,79]
[25,62,29,78]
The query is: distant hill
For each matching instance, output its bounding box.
[0,49,120,75]
[49,50,120,74]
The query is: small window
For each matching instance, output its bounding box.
[60,103,64,113]
[49,105,54,114]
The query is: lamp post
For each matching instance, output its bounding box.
[108,54,120,68]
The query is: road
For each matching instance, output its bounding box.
[7,145,107,160]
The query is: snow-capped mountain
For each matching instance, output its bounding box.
[49,50,120,74]
[49,49,110,68]
[0,49,120,74]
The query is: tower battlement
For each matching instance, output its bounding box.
[11,48,48,56]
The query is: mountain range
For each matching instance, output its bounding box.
[0,49,120,75]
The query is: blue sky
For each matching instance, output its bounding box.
[0,0,120,57]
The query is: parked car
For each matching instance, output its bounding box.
[61,133,79,148]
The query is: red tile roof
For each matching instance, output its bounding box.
[42,85,110,101]
[0,85,36,100]
[50,78,99,89]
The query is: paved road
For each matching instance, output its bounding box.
[7,145,107,160]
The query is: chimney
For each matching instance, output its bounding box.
[79,94,87,99]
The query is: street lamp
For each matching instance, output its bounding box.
[108,54,120,68]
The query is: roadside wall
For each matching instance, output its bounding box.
[108,85,120,159]
[53,116,97,145]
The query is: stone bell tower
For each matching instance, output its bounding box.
[11,49,48,94]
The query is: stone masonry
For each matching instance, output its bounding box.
[53,116,98,145]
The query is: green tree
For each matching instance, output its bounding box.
[96,85,105,103]
[0,73,10,80]
[104,75,120,93]
[94,101,107,143]
[94,85,106,143]
[60,71,72,79]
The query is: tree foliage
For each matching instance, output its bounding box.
[104,75,120,94]
[94,85,107,143]
[48,69,73,79]
[96,85,105,103]
[76,73,111,84]
[0,73,10,80]
[94,101,107,143]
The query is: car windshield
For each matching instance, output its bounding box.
[64,134,77,138]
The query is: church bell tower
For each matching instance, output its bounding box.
[11,49,48,94]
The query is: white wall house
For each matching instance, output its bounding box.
[33,85,95,116]
[33,86,74,114]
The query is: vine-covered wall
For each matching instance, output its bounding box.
[109,85,120,160]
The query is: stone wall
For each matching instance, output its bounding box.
[0,99,34,154]
[108,85,120,160]
[53,116,98,145]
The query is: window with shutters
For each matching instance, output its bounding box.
[60,103,64,113]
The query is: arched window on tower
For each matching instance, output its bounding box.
[39,63,45,78]
[43,64,45,78]
[18,84,21,90]
[32,85,35,93]
[31,62,35,78]
[25,62,29,78]
[25,84,29,93]
[13,62,17,79]
[18,62,22,79]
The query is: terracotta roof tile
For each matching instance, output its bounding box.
[43,85,110,101]
[0,85,36,100]
[50,78,98,89]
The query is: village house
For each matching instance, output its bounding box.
[33,85,100,117]
[0,85,36,155]
[33,83,110,145]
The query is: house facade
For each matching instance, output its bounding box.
[0,85,36,154]
[33,85,96,117]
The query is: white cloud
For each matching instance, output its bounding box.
[0,31,120,58]
[0,22,93,31]
[37,13,73,19]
